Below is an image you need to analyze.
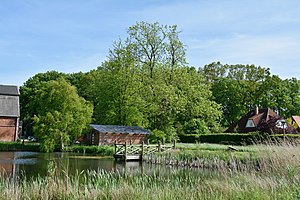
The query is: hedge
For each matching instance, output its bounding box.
[0,142,40,152]
[178,133,300,145]
[64,145,114,156]
[178,133,262,144]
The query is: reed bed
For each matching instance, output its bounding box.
[1,141,300,199]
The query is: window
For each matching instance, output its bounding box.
[246,119,255,128]
[275,120,287,129]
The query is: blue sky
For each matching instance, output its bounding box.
[1,0,300,86]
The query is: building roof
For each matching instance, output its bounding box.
[292,116,300,128]
[0,85,20,117]
[0,85,19,96]
[90,124,151,135]
[226,108,296,134]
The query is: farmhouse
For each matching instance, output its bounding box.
[88,124,151,145]
[226,108,296,134]
[0,85,20,141]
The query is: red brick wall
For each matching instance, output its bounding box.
[0,118,16,142]
[96,132,147,145]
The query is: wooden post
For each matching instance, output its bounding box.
[125,142,127,161]
[141,141,144,161]
[114,141,117,161]
[147,139,150,145]
[173,140,176,149]
[158,141,161,153]
[162,138,165,145]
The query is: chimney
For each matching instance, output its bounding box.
[255,106,259,115]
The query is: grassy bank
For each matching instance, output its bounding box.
[0,142,300,199]
[145,141,300,171]
[0,142,40,152]
[0,142,114,156]
[64,145,114,156]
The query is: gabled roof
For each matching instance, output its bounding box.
[90,124,151,135]
[292,116,300,128]
[0,85,19,96]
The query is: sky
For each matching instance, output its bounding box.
[0,0,300,86]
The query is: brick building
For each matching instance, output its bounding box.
[88,124,151,145]
[0,85,20,141]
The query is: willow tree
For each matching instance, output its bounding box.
[33,78,93,152]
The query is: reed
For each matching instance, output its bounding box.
[0,141,300,199]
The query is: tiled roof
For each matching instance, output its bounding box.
[90,124,151,135]
[0,85,19,96]
[226,108,287,133]
[0,85,20,117]
[292,116,300,127]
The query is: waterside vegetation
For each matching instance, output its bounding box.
[1,141,300,199]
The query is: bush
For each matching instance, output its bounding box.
[148,129,166,143]
[64,145,114,156]
[0,142,40,151]
[183,119,210,135]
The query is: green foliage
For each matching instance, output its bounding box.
[201,62,300,126]
[90,21,222,139]
[183,119,210,135]
[178,133,261,144]
[20,71,67,135]
[149,129,166,143]
[33,78,93,152]
[64,145,114,156]
[0,142,40,152]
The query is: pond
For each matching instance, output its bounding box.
[0,151,176,178]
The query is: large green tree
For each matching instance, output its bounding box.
[33,78,93,152]
[201,63,271,126]
[91,22,222,141]
[201,62,300,127]
[20,71,67,136]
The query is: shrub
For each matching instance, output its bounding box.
[148,129,166,143]
[64,145,114,156]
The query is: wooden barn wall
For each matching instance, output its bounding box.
[0,117,17,142]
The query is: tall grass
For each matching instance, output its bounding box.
[1,141,300,199]
[0,166,300,199]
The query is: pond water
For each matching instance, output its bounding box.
[0,151,176,178]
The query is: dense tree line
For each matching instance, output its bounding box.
[200,62,300,126]
[20,22,300,151]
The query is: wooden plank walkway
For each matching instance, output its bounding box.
[114,141,175,161]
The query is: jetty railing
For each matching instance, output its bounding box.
[114,141,176,161]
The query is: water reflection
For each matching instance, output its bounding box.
[0,151,198,180]
[0,151,163,178]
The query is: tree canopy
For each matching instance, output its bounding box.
[19,21,300,148]
[32,78,93,152]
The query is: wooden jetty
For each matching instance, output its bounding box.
[114,141,175,161]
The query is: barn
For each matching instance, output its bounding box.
[88,124,151,145]
[0,85,20,141]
